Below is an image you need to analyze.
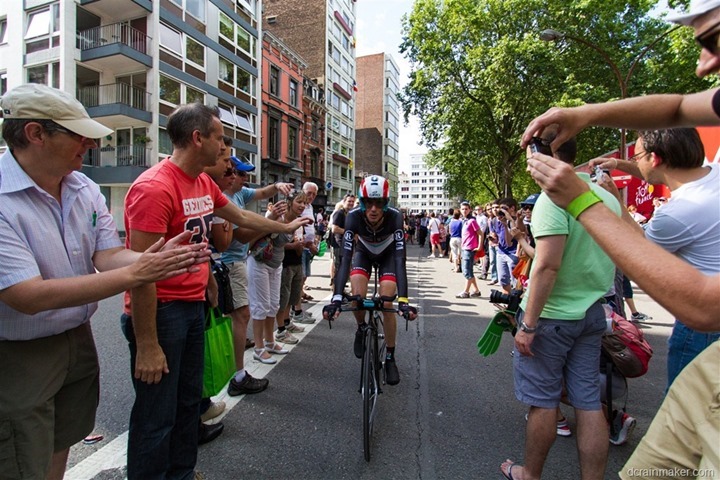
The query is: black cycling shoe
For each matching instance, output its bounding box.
[385,358,400,385]
[354,324,367,359]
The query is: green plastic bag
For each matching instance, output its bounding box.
[202,307,236,397]
[316,240,328,257]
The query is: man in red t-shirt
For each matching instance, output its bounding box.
[121,103,310,479]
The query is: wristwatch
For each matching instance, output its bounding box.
[518,318,537,334]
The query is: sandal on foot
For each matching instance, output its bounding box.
[253,348,277,364]
[500,460,521,480]
[264,342,289,355]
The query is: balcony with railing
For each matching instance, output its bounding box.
[82,145,150,184]
[79,0,151,20]
[78,23,152,70]
[78,83,152,124]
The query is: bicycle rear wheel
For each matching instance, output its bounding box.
[362,326,379,461]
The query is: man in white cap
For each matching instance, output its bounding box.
[0,83,210,480]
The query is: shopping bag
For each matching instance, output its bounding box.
[202,307,236,397]
[316,240,328,257]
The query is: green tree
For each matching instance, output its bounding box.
[400,0,714,204]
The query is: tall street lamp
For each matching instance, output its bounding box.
[540,26,680,159]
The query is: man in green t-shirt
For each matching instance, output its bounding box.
[501,129,621,480]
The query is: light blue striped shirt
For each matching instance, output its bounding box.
[0,149,123,340]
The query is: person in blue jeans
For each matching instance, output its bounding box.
[492,197,519,294]
[122,103,310,479]
[589,128,720,391]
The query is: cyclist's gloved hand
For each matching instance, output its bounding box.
[322,294,343,320]
[398,299,417,320]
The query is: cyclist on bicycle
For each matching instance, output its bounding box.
[323,175,417,385]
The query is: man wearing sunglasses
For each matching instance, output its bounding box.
[589,128,719,391]
[323,175,417,386]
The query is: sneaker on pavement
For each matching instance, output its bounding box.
[200,400,226,422]
[455,291,470,298]
[385,358,400,385]
[354,324,367,359]
[631,312,651,322]
[487,279,499,286]
[523,413,572,437]
[227,373,269,396]
[610,413,637,445]
[293,311,316,324]
[556,419,572,437]
[286,322,305,333]
[276,330,299,344]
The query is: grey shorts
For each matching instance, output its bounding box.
[0,322,99,479]
[228,261,249,309]
[279,264,304,310]
[513,301,606,410]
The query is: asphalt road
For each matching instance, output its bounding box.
[65,243,675,480]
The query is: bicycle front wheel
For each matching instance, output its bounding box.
[362,326,379,461]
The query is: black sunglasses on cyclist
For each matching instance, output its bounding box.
[695,19,720,55]
[364,198,387,209]
[223,168,236,177]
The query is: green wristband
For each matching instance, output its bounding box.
[566,190,603,219]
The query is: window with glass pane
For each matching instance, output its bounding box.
[186,0,206,21]
[186,37,205,67]
[0,19,7,44]
[219,56,235,85]
[219,12,234,40]
[311,117,319,140]
[159,75,181,104]
[25,9,50,39]
[289,80,298,107]
[238,69,252,94]
[218,104,236,125]
[269,117,280,159]
[288,126,297,159]
[159,128,172,155]
[27,65,48,85]
[160,23,182,54]
[185,85,204,104]
[236,26,252,53]
[235,112,254,133]
[269,66,279,96]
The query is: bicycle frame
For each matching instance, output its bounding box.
[338,265,397,462]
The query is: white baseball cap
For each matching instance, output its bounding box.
[666,0,720,26]
[1,83,113,138]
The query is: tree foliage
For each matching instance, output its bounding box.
[399,0,715,204]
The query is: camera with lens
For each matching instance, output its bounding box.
[489,288,523,315]
[590,165,609,183]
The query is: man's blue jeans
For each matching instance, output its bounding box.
[666,320,720,392]
[488,245,499,281]
[121,301,205,480]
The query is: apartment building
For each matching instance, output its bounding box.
[0,0,262,230]
[260,31,307,189]
[263,0,356,207]
[354,52,400,205]
[398,153,455,214]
